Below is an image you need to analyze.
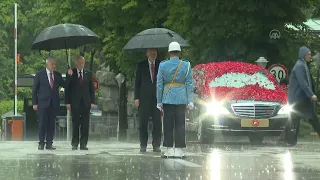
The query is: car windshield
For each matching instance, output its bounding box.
[209,71,276,90]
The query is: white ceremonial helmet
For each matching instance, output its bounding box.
[168,41,181,52]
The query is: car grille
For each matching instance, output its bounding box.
[231,103,276,118]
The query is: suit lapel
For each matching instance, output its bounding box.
[75,69,86,85]
[73,69,79,82]
[53,72,58,88]
[143,61,152,83]
[44,70,51,88]
[74,69,81,84]
[143,60,158,83]
[83,70,87,81]
[155,60,159,77]
[152,60,160,84]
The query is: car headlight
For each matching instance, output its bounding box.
[205,101,230,115]
[277,104,293,115]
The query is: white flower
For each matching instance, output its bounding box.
[209,72,276,90]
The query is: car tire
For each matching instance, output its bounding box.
[197,120,214,144]
[248,134,264,145]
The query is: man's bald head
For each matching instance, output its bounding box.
[146,48,157,62]
[75,56,85,70]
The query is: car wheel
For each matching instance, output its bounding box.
[197,121,214,144]
[248,134,264,145]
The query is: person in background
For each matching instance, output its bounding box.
[65,56,95,150]
[134,48,162,153]
[156,42,194,158]
[285,46,320,145]
[32,56,72,150]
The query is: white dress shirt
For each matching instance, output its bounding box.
[46,68,54,84]
[77,69,83,78]
[148,60,155,82]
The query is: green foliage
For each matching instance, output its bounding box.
[28,0,319,76]
[300,120,313,137]
[166,0,315,67]
[0,100,23,130]
[0,0,106,101]
[1,0,320,101]
[0,100,23,117]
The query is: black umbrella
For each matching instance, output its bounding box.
[123,28,189,51]
[32,23,99,51]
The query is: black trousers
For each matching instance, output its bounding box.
[284,105,320,142]
[38,101,56,145]
[139,102,162,148]
[163,104,186,148]
[71,99,90,147]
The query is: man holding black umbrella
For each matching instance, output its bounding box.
[134,48,162,153]
[65,56,95,150]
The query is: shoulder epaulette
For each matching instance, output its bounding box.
[160,59,169,63]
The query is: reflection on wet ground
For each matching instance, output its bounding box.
[0,141,320,180]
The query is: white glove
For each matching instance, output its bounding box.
[187,102,194,110]
[157,103,163,111]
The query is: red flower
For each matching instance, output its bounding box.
[193,61,287,104]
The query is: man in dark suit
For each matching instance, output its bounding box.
[32,56,71,150]
[65,56,95,150]
[285,46,320,145]
[134,48,162,153]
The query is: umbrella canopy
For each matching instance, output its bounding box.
[123,28,189,51]
[32,23,99,51]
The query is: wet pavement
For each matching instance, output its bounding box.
[0,140,320,180]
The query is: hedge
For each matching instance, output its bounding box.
[0,100,23,128]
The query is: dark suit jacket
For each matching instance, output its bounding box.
[288,59,315,118]
[134,60,160,107]
[65,68,95,108]
[32,70,65,109]
[307,62,316,93]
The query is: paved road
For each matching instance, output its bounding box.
[0,140,320,180]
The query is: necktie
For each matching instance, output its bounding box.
[79,71,83,84]
[49,72,54,88]
[151,63,155,82]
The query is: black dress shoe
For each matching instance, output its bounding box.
[38,144,44,150]
[140,147,147,153]
[46,145,56,150]
[153,147,161,153]
[80,146,88,150]
[72,146,78,150]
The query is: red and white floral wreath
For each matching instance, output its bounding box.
[193,61,287,104]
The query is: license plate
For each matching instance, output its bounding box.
[241,119,269,127]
